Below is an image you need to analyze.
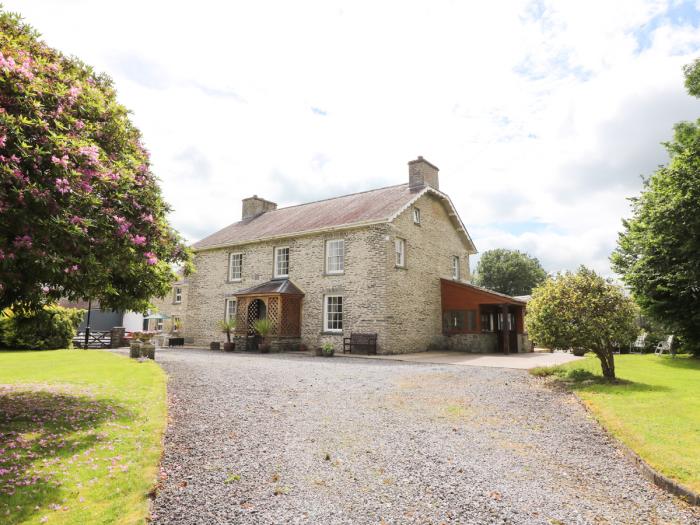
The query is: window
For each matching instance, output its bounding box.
[225,298,237,323]
[452,256,460,280]
[156,318,164,331]
[413,207,421,224]
[395,238,405,267]
[443,310,477,333]
[324,295,343,332]
[325,239,345,274]
[274,247,289,278]
[228,253,242,281]
[173,286,182,304]
[171,315,181,332]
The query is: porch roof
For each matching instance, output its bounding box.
[440,279,527,307]
[233,279,305,297]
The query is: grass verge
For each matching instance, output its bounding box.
[0,349,167,525]
[531,353,700,493]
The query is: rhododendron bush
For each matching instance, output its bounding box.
[0,11,192,313]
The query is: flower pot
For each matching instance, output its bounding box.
[322,350,334,357]
[129,341,142,359]
[223,342,235,352]
[141,343,156,360]
[259,343,271,353]
[210,342,221,351]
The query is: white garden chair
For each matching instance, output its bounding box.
[630,333,647,354]
[654,335,674,357]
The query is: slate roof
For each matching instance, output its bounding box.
[234,279,305,296]
[193,183,476,252]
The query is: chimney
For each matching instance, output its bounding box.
[408,156,439,191]
[242,195,277,220]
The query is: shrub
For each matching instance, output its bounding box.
[0,305,84,349]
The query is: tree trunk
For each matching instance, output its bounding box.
[596,349,616,380]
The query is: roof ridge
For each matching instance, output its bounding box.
[267,182,408,214]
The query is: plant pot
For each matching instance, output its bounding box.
[322,350,334,357]
[141,343,156,360]
[210,342,221,351]
[223,342,235,352]
[129,341,142,358]
[259,343,271,353]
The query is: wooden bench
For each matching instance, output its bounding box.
[343,333,378,355]
[168,337,185,347]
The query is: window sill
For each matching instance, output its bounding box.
[395,265,407,270]
[321,331,343,336]
[227,279,242,284]
[324,272,345,277]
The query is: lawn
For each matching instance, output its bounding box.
[537,354,700,494]
[0,350,167,525]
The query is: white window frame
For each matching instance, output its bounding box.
[173,286,182,304]
[156,318,164,331]
[225,298,237,323]
[171,315,181,331]
[452,256,460,280]
[395,238,405,268]
[274,246,289,278]
[228,252,243,281]
[323,295,343,333]
[413,207,421,224]
[325,239,345,274]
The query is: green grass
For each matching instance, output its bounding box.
[0,350,167,525]
[533,354,700,493]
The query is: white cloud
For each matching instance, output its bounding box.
[6,0,700,276]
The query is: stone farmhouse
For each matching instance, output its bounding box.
[170,157,529,354]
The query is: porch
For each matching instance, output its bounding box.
[231,279,304,352]
[440,279,530,354]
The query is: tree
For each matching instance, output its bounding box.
[525,267,638,380]
[473,249,547,296]
[611,59,700,356]
[0,10,192,314]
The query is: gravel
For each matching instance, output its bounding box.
[149,348,699,524]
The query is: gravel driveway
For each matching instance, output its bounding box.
[150,349,699,524]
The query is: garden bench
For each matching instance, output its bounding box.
[168,337,185,347]
[343,333,378,354]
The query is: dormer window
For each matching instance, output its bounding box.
[413,207,421,224]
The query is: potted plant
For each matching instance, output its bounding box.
[129,332,143,358]
[321,342,334,357]
[210,341,221,351]
[219,319,236,352]
[140,332,156,360]
[252,318,273,353]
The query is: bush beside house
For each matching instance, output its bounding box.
[0,305,84,349]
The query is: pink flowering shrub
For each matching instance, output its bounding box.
[0,11,192,314]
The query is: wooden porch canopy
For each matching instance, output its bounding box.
[233,279,304,338]
[440,279,527,336]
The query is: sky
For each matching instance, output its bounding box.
[6,0,700,276]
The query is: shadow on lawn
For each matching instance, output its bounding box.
[570,379,673,394]
[652,355,700,370]
[0,387,132,524]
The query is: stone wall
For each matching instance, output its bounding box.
[149,282,188,333]
[383,192,473,354]
[186,225,389,351]
[441,333,498,353]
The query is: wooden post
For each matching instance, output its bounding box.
[501,303,510,355]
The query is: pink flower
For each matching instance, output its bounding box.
[41,286,50,293]
[78,145,100,164]
[0,134,6,148]
[55,178,70,194]
[13,235,32,249]
[51,155,69,168]
[132,235,147,246]
[69,216,83,225]
[141,213,154,223]
[64,264,79,273]
[74,120,85,130]
[144,252,158,265]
